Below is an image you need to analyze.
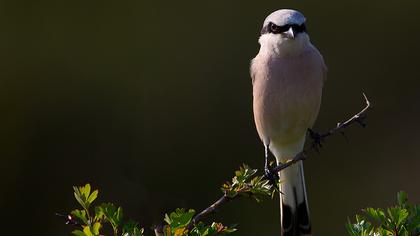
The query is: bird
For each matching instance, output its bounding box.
[250,9,327,236]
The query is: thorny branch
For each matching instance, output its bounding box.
[272,93,370,173]
[188,194,232,229]
[186,94,371,231]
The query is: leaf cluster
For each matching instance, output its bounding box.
[69,184,144,236]
[156,165,276,236]
[221,164,276,201]
[347,191,420,236]
[62,165,278,236]
[160,208,236,236]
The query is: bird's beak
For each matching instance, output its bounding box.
[283,27,296,39]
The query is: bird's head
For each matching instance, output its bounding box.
[259,9,310,56]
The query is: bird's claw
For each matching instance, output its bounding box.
[308,128,324,152]
[264,166,280,191]
[263,145,280,191]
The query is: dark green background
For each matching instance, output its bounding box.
[1,0,420,235]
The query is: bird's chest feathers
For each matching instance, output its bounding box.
[252,52,323,142]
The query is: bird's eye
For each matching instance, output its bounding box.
[269,23,279,33]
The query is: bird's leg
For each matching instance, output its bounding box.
[264,144,269,173]
[308,128,324,152]
[263,144,279,191]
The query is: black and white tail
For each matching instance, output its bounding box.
[279,161,311,236]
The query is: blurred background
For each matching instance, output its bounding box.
[1,0,420,235]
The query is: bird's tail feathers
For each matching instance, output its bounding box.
[279,162,311,236]
[271,139,311,236]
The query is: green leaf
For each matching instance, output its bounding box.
[387,207,408,228]
[73,186,87,210]
[83,226,94,236]
[94,206,104,221]
[188,222,236,236]
[88,190,98,205]
[122,227,144,236]
[116,207,124,225]
[73,183,98,210]
[122,220,144,236]
[347,191,420,236]
[364,208,386,223]
[72,230,86,236]
[346,214,373,235]
[71,209,88,224]
[83,184,91,198]
[91,222,101,235]
[95,202,123,234]
[221,164,275,202]
[407,206,420,232]
[164,209,195,232]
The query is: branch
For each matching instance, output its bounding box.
[55,213,82,226]
[272,93,370,173]
[187,93,371,230]
[189,194,232,228]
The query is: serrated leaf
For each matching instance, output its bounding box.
[122,220,144,236]
[122,220,138,232]
[387,207,408,228]
[365,208,386,223]
[164,209,195,232]
[71,209,88,224]
[88,190,98,205]
[73,186,88,210]
[73,183,97,210]
[94,206,104,221]
[348,191,420,236]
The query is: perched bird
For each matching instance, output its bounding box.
[250,9,327,236]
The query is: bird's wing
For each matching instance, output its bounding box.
[250,58,258,85]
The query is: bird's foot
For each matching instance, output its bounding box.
[263,145,280,191]
[308,128,324,152]
[263,164,279,191]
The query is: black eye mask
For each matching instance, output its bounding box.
[260,22,307,35]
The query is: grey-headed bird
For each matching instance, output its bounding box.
[251,9,327,236]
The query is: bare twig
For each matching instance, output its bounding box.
[188,194,233,229]
[187,94,371,230]
[271,93,370,173]
[55,213,81,226]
